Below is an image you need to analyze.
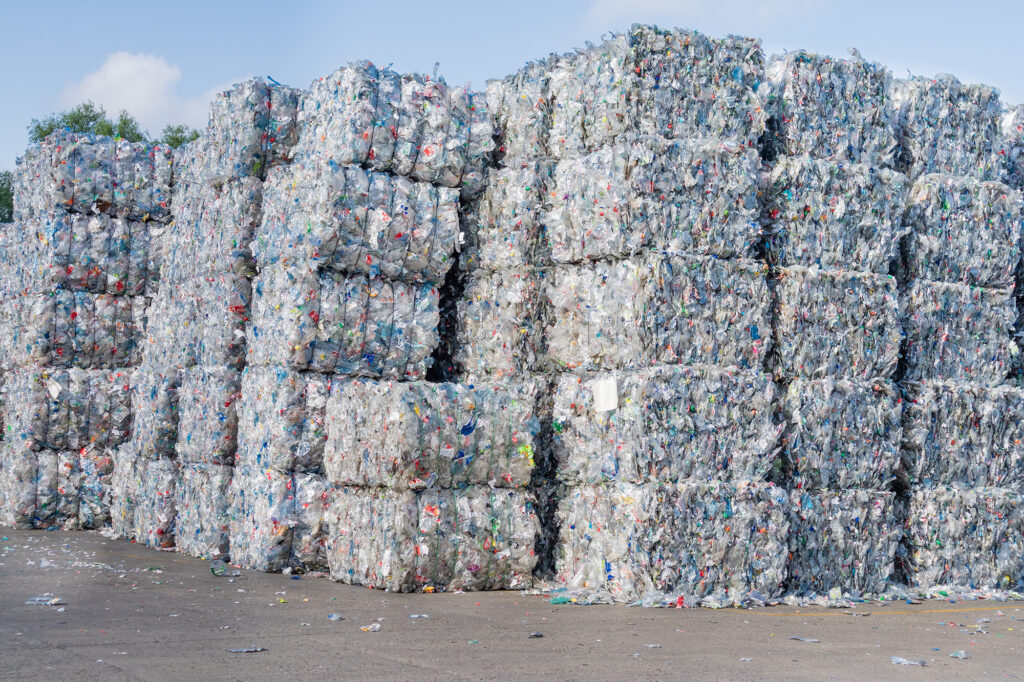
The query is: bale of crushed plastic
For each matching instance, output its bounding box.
[774,267,902,381]
[902,280,1018,386]
[460,165,548,272]
[296,61,493,197]
[126,366,181,460]
[1003,105,1024,190]
[324,485,539,592]
[227,466,295,571]
[255,161,460,283]
[894,75,1004,180]
[133,458,178,549]
[176,366,241,466]
[551,365,780,485]
[763,156,909,273]
[902,381,1024,488]
[782,378,902,490]
[109,446,139,538]
[175,462,233,560]
[30,447,114,531]
[487,60,551,166]
[247,266,439,378]
[631,26,766,147]
[553,480,790,604]
[906,487,1024,590]
[14,132,174,222]
[764,51,899,165]
[234,368,330,473]
[787,489,901,596]
[136,284,200,370]
[324,377,540,489]
[904,174,1022,288]
[543,138,762,262]
[455,267,545,380]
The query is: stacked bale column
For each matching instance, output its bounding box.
[0,133,171,530]
[896,77,1024,590]
[763,53,907,598]
[113,81,299,555]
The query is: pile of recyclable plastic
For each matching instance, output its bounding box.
[762,51,899,165]
[1002,105,1024,189]
[904,175,1021,288]
[780,378,902,490]
[905,487,1023,589]
[787,489,901,596]
[902,382,1024,488]
[551,365,780,484]
[773,267,902,381]
[762,157,909,273]
[893,76,1004,180]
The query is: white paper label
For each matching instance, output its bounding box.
[46,379,62,400]
[591,376,618,412]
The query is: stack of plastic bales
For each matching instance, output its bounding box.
[0,133,172,530]
[479,26,791,605]
[763,51,906,598]
[241,61,540,585]
[898,79,1024,586]
[111,80,300,557]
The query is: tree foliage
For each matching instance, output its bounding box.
[158,124,201,149]
[28,101,200,148]
[0,170,12,223]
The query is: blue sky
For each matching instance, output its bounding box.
[1,0,1022,170]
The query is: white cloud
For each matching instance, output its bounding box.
[61,52,226,136]
[586,0,828,27]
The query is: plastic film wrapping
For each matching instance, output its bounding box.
[247,266,438,378]
[764,52,898,165]
[551,365,780,485]
[902,381,1024,488]
[902,280,1018,385]
[782,378,902,490]
[787,489,901,596]
[904,174,1022,288]
[774,267,902,380]
[763,156,909,273]
[894,76,1004,180]
[324,377,540,489]
[906,487,1023,590]
[255,162,460,283]
[324,485,539,592]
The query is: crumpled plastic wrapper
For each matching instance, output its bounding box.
[0,366,132,454]
[551,365,780,485]
[162,172,263,284]
[12,211,163,296]
[902,280,1018,385]
[247,265,438,378]
[782,378,902,490]
[235,367,330,473]
[133,458,178,549]
[904,174,1022,288]
[176,366,241,466]
[18,290,149,368]
[255,161,460,283]
[902,381,1024,488]
[763,51,899,165]
[455,267,545,380]
[553,481,790,604]
[906,487,1023,590]
[763,156,909,273]
[893,75,1004,180]
[201,79,300,184]
[324,377,540,489]
[175,462,233,560]
[774,267,902,381]
[543,138,761,263]
[544,254,770,373]
[787,489,901,596]
[14,132,174,222]
[227,465,328,571]
[33,448,114,531]
[324,485,539,592]
[295,61,493,198]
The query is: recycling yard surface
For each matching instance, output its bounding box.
[0,530,1020,680]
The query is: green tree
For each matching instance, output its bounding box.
[0,170,12,223]
[29,101,148,143]
[157,124,201,149]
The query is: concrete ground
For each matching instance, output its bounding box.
[0,530,1020,681]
